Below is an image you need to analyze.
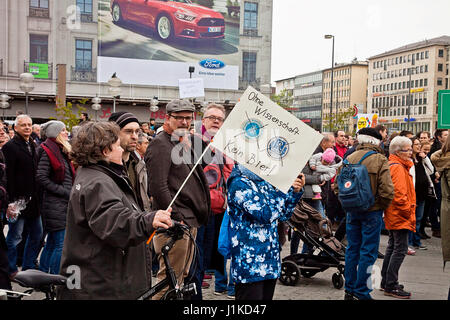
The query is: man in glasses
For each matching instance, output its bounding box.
[145,99,211,300]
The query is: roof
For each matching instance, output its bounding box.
[368,35,450,60]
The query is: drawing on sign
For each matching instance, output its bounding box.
[267,136,291,161]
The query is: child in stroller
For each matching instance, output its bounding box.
[280,200,346,289]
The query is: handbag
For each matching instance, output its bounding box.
[217,211,232,259]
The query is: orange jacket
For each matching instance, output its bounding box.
[384,154,416,232]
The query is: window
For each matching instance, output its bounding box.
[438,64,443,72]
[437,78,443,86]
[242,52,257,81]
[439,49,444,58]
[76,0,92,13]
[424,78,428,86]
[75,39,92,71]
[30,0,48,8]
[30,34,48,63]
[243,2,258,35]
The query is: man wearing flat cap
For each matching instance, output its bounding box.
[145,99,211,300]
[109,111,150,212]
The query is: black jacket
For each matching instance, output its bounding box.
[36,148,73,232]
[2,135,40,218]
[145,131,211,227]
[58,162,155,299]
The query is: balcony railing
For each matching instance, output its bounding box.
[24,61,53,80]
[71,66,97,82]
[239,77,260,90]
[29,7,50,18]
[80,13,93,23]
[243,28,258,37]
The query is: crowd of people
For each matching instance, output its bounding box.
[0,105,448,301]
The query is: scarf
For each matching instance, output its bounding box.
[41,138,76,184]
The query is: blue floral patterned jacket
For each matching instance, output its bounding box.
[227,164,303,284]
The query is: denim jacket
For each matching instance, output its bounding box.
[227,164,303,284]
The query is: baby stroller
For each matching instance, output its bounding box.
[279,200,346,289]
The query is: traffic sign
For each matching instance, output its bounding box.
[438,90,450,129]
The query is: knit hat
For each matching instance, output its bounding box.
[109,111,139,129]
[358,127,382,140]
[41,120,65,139]
[321,148,336,163]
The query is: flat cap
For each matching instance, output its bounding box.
[166,99,195,113]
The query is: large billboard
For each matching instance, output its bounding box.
[98,0,241,90]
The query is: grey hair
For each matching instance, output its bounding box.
[389,136,412,155]
[322,132,334,142]
[357,134,380,146]
[14,114,32,126]
[137,132,149,144]
[203,103,225,117]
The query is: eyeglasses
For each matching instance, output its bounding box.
[399,149,413,153]
[204,116,225,123]
[170,115,193,122]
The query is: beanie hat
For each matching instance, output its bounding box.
[358,127,382,141]
[109,111,139,129]
[321,148,336,163]
[41,120,65,139]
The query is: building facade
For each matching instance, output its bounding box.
[322,60,368,133]
[292,71,322,131]
[0,0,273,123]
[367,36,450,134]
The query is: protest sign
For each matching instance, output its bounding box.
[356,113,379,132]
[211,86,323,194]
[179,78,205,99]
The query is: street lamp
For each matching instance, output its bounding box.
[19,72,34,115]
[91,95,101,121]
[407,56,416,131]
[0,94,10,119]
[149,96,159,113]
[324,34,335,131]
[189,66,195,79]
[108,73,122,113]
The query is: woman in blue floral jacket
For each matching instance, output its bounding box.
[227,164,304,300]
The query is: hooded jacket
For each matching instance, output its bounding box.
[227,165,303,284]
[384,154,416,232]
[57,162,155,299]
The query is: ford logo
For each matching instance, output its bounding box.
[199,59,225,69]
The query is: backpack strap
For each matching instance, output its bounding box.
[389,163,401,166]
[357,150,377,165]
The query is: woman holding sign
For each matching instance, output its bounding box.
[226,164,304,300]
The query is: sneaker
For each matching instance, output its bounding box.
[214,290,226,296]
[8,271,18,281]
[414,245,427,250]
[377,251,385,259]
[227,293,235,299]
[380,283,404,292]
[384,287,411,299]
[407,247,416,255]
[202,281,210,289]
[313,193,322,200]
[203,274,212,280]
[344,290,359,300]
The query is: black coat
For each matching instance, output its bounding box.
[36,149,73,232]
[145,132,211,228]
[2,135,40,218]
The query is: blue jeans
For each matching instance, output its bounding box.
[344,210,383,300]
[39,230,65,274]
[215,261,235,295]
[409,200,425,247]
[6,216,43,274]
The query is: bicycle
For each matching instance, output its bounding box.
[4,221,197,300]
[138,220,198,300]
[5,269,67,300]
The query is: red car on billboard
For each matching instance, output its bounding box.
[111,0,225,41]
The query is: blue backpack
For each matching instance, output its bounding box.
[337,151,376,213]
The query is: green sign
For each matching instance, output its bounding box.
[438,90,450,129]
[28,63,49,79]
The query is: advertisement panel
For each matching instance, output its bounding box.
[356,113,379,132]
[29,63,49,79]
[98,0,240,90]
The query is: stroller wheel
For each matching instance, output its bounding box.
[280,261,300,286]
[332,273,344,289]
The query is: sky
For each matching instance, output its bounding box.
[270,0,450,84]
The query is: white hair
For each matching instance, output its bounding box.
[357,134,380,146]
[389,136,412,155]
[14,114,32,126]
